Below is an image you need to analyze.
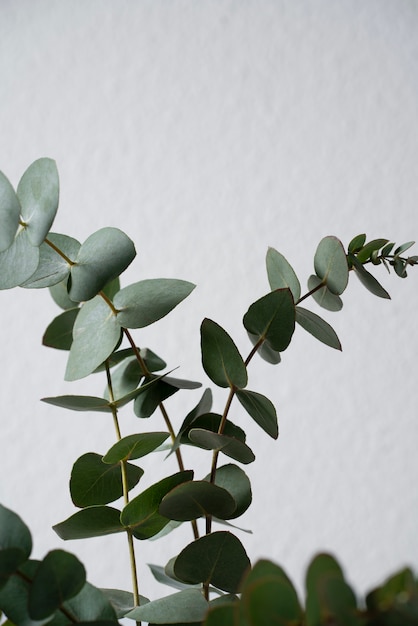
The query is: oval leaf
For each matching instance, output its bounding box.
[69,227,136,302]
[121,471,193,540]
[0,504,32,560]
[103,432,170,464]
[0,171,20,252]
[356,238,389,263]
[70,452,143,507]
[159,481,236,521]
[207,464,252,520]
[17,158,59,247]
[114,278,195,329]
[352,262,391,299]
[127,588,208,623]
[53,506,124,540]
[314,236,349,295]
[42,308,79,350]
[200,319,248,389]
[307,275,343,311]
[0,228,39,289]
[22,233,80,289]
[29,550,86,620]
[42,394,112,413]
[173,531,250,593]
[65,296,122,381]
[189,429,255,464]
[266,247,301,301]
[235,389,278,439]
[295,306,342,350]
[243,289,295,353]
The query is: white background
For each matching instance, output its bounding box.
[0,0,417,610]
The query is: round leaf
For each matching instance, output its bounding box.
[0,504,32,560]
[314,236,349,295]
[0,228,39,289]
[159,480,237,521]
[0,171,20,252]
[17,158,59,246]
[69,227,136,302]
[173,531,250,593]
[65,296,122,381]
[70,452,143,507]
[42,308,79,350]
[307,275,343,311]
[243,289,295,353]
[266,247,301,300]
[208,464,252,520]
[28,550,86,620]
[200,319,248,389]
[114,278,195,329]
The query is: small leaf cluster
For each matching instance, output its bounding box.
[0,159,417,625]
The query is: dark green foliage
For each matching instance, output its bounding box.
[0,160,417,624]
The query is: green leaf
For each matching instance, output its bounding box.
[70,452,143,507]
[28,550,86,620]
[0,170,20,252]
[247,331,281,365]
[351,257,391,299]
[60,581,117,621]
[100,588,149,619]
[307,275,343,311]
[295,306,342,350]
[114,278,195,329]
[42,308,79,350]
[148,563,200,592]
[126,588,208,623]
[243,289,295,353]
[134,379,179,418]
[203,602,239,626]
[65,296,122,381]
[0,228,39,289]
[17,158,59,247]
[240,560,302,626]
[188,429,255,464]
[235,389,278,439]
[356,238,389,263]
[95,347,166,374]
[381,242,395,257]
[42,394,113,413]
[69,227,136,302]
[0,560,42,626]
[103,432,170,464]
[207,464,252,520]
[366,567,418,619]
[0,549,28,590]
[347,234,366,254]
[49,278,78,310]
[0,504,32,560]
[159,480,237,521]
[266,247,301,301]
[53,506,125,540]
[121,471,193,540]
[21,233,80,289]
[171,389,213,454]
[394,240,415,256]
[314,236,349,295]
[201,319,248,389]
[173,531,250,593]
[180,413,246,448]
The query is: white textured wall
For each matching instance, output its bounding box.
[0,0,417,607]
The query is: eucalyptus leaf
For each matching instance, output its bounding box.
[49,278,78,310]
[126,588,208,623]
[70,452,143,507]
[180,413,246,448]
[0,228,39,289]
[295,306,342,350]
[42,308,79,350]
[17,158,59,247]
[347,234,366,254]
[356,238,389,263]
[59,581,118,621]
[120,471,194,540]
[200,318,248,389]
[134,379,179,418]
[206,464,252,520]
[0,504,32,561]
[0,171,20,252]
[159,480,236,521]
[100,588,149,619]
[103,432,170,464]
[314,236,349,295]
[53,506,125,540]
[188,429,255,464]
[243,289,295,353]
[69,227,136,302]
[266,247,301,300]
[247,331,281,364]
[173,531,250,593]
[65,296,122,381]
[307,275,343,311]
[42,394,113,413]
[0,549,28,590]
[28,550,86,620]
[235,389,278,439]
[148,564,200,592]
[171,389,213,454]
[351,258,391,299]
[114,279,195,329]
[22,233,80,289]
[0,560,45,626]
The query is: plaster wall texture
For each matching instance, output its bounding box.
[0,0,417,606]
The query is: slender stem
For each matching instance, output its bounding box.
[44,237,75,266]
[105,362,141,622]
[123,328,200,541]
[295,281,325,305]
